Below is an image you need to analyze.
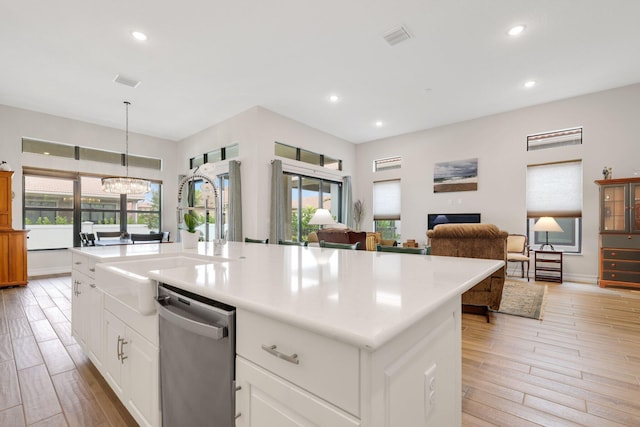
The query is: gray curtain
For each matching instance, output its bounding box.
[342,176,353,229]
[227,160,243,241]
[269,160,285,244]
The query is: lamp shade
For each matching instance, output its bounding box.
[308,208,336,226]
[533,217,563,232]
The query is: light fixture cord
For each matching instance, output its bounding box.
[124,101,130,178]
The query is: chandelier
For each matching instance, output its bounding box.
[101,101,151,194]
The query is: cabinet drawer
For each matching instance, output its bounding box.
[601,271,640,283]
[602,249,640,261]
[236,358,360,427]
[602,260,640,273]
[72,253,97,278]
[236,309,360,417]
[601,234,640,249]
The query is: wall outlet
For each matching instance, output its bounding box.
[424,363,437,419]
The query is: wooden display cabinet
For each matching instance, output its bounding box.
[595,177,640,289]
[0,171,29,288]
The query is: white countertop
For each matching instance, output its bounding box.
[74,241,503,349]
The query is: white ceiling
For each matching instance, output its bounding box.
[1,1,639,144]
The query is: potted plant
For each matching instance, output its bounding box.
[180,211,201,249]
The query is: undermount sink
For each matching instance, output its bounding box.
[95,256,219,315]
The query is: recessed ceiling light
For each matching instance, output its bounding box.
[508,24,526,36]
[523,80,537,89]
[375,121,384,127]
[328,94,340,103]
[131,31,148,41]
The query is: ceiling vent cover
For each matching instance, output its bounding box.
[383,25,412,46]
[113,74,141,88]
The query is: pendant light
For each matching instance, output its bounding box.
[101,101,151,194]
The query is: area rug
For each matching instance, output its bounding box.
[498,280,548,320]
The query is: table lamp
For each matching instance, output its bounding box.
[534,217,563,251]
[308,208,336,228]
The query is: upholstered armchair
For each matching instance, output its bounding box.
[426,223,508,321]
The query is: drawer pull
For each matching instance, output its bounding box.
[74,261,82,265]
[611,252,616,257]
[611,263,616,268]
[261,344,300,365]
[611,274,616,278]
[89,283,96,288]
[89,268,95,272]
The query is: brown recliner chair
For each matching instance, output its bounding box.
[427,223,508,322]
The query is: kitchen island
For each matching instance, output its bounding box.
[71,241,503,426]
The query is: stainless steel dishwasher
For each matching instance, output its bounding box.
[156,282,236,427]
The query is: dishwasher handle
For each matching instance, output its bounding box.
[156,298,227,340]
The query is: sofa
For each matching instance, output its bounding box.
[308,229,397,250]
[427,223,507,321]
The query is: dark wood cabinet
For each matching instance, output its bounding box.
[595,177,640,289]
[534,250,563,283]
[0,171,28,288]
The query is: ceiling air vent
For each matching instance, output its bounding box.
[113,74,141,88]
[383,25,412,46]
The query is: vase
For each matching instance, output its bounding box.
[180,229,201,249]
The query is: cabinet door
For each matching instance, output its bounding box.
[103,310,125,397]
[71,271,89,348]
[0,171,11,229]
[631,183,640,233]
[124,326,160,427]
[0,234,9,283]
[86,285,104,368]
[601,184,628,232]
[236,358,360,427]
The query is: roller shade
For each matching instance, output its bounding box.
[527,160,582,218]
[373,179,401,221]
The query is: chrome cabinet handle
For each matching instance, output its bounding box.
[74,261,82,265]
[261,344,299,365]
[120,339,128,364]
[89,267,95,272]
[89,283,96,288]
[116,336,122,360]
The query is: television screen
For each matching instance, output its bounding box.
[427,213,481,230]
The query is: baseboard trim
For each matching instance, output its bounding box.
[28,267,71,278]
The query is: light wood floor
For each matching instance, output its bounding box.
[2,276,639,426]
[0,276,136,427]
[462,280,640,426]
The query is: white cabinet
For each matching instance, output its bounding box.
[236,358,360,427]
[103,308,160,427]
[71,255,103,369]
[236,295,462,427]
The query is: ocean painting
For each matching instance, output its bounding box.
[433,158,478,193]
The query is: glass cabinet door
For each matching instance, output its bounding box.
[631,183,640,233]
[601,184,627,232]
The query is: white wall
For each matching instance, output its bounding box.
[354,83,640,283]
[0,105,179,275]
[179,106,356,240]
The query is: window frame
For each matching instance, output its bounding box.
[23,168,162,249]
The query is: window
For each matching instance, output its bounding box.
[22,138,162,170]
[374,156,402,172]
[373,179,401,240]
[24,175,75,250]
[274,142,343,171]
[527,127,582,151]
[23,169,162,249]
[189,143,240,169]
[526,160,582,252]
[284,173,342,242]
[183,174,227,240]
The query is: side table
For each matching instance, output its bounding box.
[534,250,563,283]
